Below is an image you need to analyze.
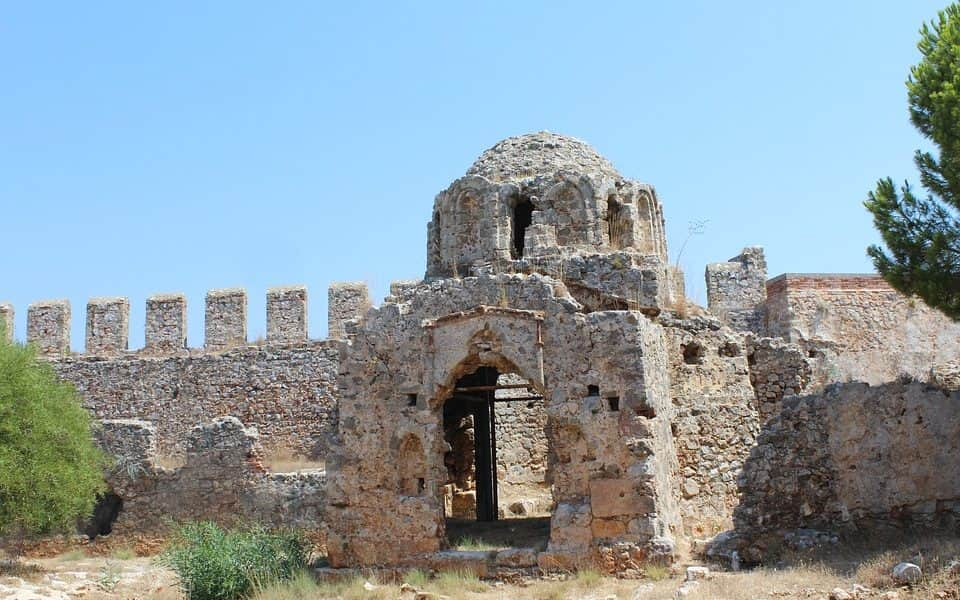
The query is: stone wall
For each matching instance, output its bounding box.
[744,335,812,421]
[705,247,767,334]
[58,343,340,459]
[95,417,325,534]
[493,373,551,516]
[734,381,960,562]
[764,274,960,384]
[661,315,759,536]
[11,286,344,459]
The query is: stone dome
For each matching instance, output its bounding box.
[466,131,621,183]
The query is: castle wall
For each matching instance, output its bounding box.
[95,417,325,534]
[765,274,960,384]
[57,343,339,459]
[15,286,344,460]
[734,381,960,562]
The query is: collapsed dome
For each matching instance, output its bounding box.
[426,132,669,278]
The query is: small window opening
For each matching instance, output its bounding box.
[682,342,704,365]
[512,197,534,258]
[417,478,426,493]
[606,396,620,412]
[636,405,656,419]
[587,385,600,397]
[807,349,819,359]
[406,393,418,407]
[719,342,740,358]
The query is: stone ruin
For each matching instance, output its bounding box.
[3,132,959,572]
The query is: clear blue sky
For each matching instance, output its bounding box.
[0,1,946,349]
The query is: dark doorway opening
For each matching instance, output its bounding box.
[442,365,552,550]
[512,197,534,258]
[80,492,123,539]
[444,366,500,521]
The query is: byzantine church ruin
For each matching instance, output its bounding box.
[2,132,958,572]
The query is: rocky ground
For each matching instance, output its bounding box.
[0,533,956,599]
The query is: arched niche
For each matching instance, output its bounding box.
[543,176,596,247]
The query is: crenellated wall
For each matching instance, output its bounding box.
[9,283,374,460]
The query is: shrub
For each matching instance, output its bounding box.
[0,334,107,546]
[160,522,309,600]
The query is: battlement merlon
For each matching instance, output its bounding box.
[328,282,371,340]
[86,297,130,357]
[27,299,71,357]
[267,286,307,345]
[205,288,247,351]
[144,293,187,356]
[0,303,13,342]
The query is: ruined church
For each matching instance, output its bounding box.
[4,132,959,573]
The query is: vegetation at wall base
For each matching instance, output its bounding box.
[159,522,309,600]
[865,2,960,320]
[0,330,107,549]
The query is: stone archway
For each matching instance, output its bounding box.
[423,307,555,551]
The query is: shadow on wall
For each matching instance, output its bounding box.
[728,380,960,564]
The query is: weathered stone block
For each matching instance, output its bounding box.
[145,294,187,355]
[86,297,129,356]
[327,282,370,340]
[205,288,247,350]
[589,478,653,518]
[267,286,307,344]
[27,299,70,356]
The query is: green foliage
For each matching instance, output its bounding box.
[160,522,310,600]
[0,333,107,538]
[866,3,960,320]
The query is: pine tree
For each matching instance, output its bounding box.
[865,3,960,320]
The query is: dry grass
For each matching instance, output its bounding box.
[0,558,44,581]
[262,450,325,473]
[686,563,847,599]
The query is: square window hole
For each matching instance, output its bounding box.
[587,385,600,397]
[606,396,620,412]
[406,393,418,407]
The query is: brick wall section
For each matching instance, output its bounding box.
[764,273,960,384]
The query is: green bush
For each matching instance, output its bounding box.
[160,522,310,600]
[0,333,107,541]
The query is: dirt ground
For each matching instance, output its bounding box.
[0,532,957,599]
